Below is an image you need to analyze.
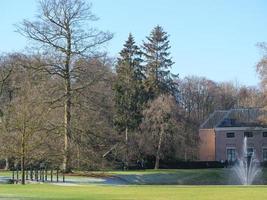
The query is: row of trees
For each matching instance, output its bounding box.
[0,0,266,184]
[113,28,265,168]
[114,68,264,167]
[0,53,263,170]
[113,26,179,170]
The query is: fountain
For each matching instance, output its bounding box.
[233,137,261,185]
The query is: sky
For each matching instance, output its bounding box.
[1,0,267,86]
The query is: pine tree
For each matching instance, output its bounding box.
[142,26,179,169]
[142,26,177,100]
[113,34,145,169]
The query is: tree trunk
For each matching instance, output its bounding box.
[77,145,80,169]
[21,133,25,185]
[4,158,9,170]
[21,155,25,185]
[124,127,128,170]
[63,77,71,172]
[154,129,164,170]
[62,26,72,173]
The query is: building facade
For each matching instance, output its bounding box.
[199,108,267,162]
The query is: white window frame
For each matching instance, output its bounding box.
[226,147,236,162]
[247,147,255,157]
[244,131,253,138]
[226,132,235,138]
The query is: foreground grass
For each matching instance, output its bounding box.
[1,169,267,199]
[0,184,267,200]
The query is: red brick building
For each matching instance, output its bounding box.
[199,108,267,162]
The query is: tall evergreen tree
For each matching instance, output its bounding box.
[113,34,144,169]
[142,26,177,100]
[142,26,179,169]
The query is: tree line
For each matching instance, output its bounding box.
[0,0,266,184]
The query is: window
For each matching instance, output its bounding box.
[226,148,236,162]
[247,148,254,157]
[226,132,235,138]
[263,132,267,137]
[263,148,267,161]
[244,132,253,138]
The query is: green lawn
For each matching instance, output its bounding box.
[0,184,267,200]
[0,169,267,199]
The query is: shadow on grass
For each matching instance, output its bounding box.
[112,168,267,185]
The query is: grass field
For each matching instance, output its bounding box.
[0,169,267,199]
[0,184,267,200]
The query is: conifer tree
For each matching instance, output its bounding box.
[142,26,177,100]
[113,34,144,169]
[142,26,179,169]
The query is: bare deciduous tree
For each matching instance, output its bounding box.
[16,0,113,171]
[141,95,184,169]
[0,61,50,184]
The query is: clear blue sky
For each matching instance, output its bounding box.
[1,0,267,86]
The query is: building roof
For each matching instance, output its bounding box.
[200,108,267,129]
